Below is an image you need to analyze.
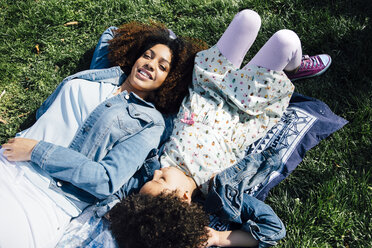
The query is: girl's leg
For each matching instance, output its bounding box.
[217,9,261,68]
[246,29,302,71]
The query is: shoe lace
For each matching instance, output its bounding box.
[300,55,322,70]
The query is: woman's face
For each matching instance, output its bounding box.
[126,44,172,94]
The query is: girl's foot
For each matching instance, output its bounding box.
[286,54,332,81]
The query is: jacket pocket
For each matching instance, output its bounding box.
[117,104,153,132]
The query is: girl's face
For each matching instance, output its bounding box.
[126,44,172,95]
[139,166,192,202]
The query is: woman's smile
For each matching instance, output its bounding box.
[136,67,153,80]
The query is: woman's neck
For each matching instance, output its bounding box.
[119,78,148,99]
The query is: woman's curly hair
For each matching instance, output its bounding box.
[108,22,208,114]
[109,192,209,248]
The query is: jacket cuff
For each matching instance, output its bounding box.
[241,219,285,248]
[31,140,55,169]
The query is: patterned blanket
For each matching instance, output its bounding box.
[56,92,348,247]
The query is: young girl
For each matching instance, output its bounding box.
[0,22,204,248]
[136,9,331,247]
[147,9,331,196]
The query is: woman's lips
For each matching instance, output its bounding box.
[137,68,153,80]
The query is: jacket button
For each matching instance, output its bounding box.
[125,94,129,100]
[84,126,91,132]
[105,102,112,107]
[57,181,63,187]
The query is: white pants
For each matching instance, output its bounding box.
[0,151,71,248]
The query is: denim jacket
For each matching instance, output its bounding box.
[204,148,286,247]
[29,66,165,211]
[56,149,285,248]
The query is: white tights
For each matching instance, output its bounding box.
[217,9,302,72]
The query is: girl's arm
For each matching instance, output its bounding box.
[239,195,286,247]
[205,227,259,247]
[205,195,285,247]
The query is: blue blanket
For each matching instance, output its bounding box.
[56,92,348,247]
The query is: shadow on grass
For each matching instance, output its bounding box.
[54,47,96,75]
[73,47,96,73]
[19,47,96,130]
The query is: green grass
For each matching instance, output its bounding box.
[0,0,371,247]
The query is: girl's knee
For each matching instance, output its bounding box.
[272,29,301,50]
[233,9,261,33]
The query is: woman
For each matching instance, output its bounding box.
[0,22,205,247]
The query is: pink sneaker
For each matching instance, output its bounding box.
[286,54,332,81]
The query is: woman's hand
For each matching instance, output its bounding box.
[2,138,38,161]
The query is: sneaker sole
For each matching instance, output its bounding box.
[290,56,332,81]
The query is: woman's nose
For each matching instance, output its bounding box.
[145,60,155,71]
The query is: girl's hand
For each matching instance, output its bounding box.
[2,138,38,161]
[203,227,220,247]
[202,227,259,247]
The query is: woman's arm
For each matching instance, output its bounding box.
[3,124,164,199]
[2,138,37,161]
[90,26,117,70]
[33,123,163,199]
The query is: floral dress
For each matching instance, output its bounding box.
[160,45,294,195]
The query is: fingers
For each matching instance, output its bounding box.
[205,226,214,236]
[1,143,12,150]
[2,138,16,148]
[2,139,17,161]
[1,138,37,162]
[2,148,14,161]
[1,138,15,149]
[2,144,12,154]
[6,138,15,143]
